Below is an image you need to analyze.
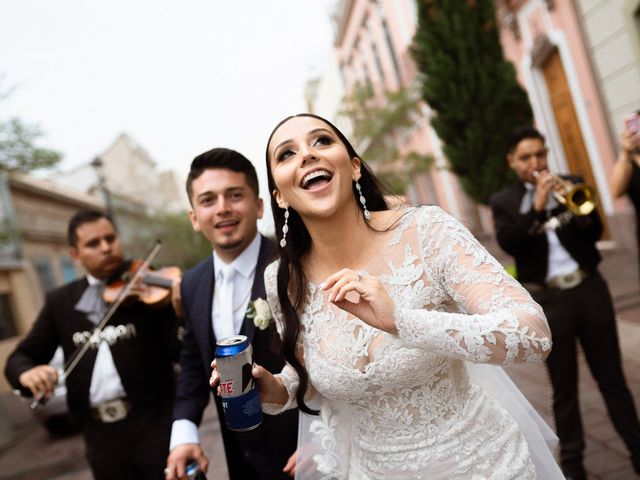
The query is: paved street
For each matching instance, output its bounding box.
[0,246,638,479]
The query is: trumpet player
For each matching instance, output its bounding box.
[490,126,640,479]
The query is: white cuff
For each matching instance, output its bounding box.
[169,419,200,451]
[262,370,299,415]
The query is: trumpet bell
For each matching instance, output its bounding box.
[565,184,597,216]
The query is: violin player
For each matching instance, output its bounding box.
[4,209,182,480]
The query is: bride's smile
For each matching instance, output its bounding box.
[268,115,362,220]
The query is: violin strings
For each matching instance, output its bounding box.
[62,243,163,381]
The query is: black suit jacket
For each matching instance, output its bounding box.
[5,274,178,416]
[174,235,297,480]
[489,177,603,284]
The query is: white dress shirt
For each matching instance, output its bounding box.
[212,233,261,339]
[169,233,261,450]
[85,275,128,406]
[545,229,580,281]
[520,183,580,281]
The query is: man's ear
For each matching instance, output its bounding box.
[68,246,79,262]
[255,197,264,220]
[506,153,515,170]
[273,189,287,209]
[188,208,202,232]
[351,157,362,181]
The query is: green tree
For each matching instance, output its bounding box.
[0,218,15,243]
[0,117,62,172]
[339,84,433,194]
[124,211,213,272]
[412,0,533,204]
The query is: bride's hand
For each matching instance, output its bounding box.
[321,269,397,333]
[210,360,289,405]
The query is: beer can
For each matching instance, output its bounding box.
[185,461,206,480]
[215,335,263,431]
[163,461,205,480]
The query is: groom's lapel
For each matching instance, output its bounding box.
[240,236,276,343]
[196,258,216,353]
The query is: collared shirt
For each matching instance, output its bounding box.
[519,182,558,214]
[546,229,580,281]
[85,274,128,406]
[212,233,261,338]
[520,183,580,281]
[169,233,261,450]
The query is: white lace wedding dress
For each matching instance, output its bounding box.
[264,206,562,479]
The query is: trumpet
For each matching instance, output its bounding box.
[532,171,597,216]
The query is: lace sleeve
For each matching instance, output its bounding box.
[262,261,299,414]
[394,207,552,365]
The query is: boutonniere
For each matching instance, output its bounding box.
[246,298,272,330]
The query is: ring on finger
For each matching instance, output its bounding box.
[356,270,367,282]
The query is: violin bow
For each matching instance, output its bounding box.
[30,240,163,409]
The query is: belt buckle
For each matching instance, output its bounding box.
[96,398,128,423]
[554,271,582,290]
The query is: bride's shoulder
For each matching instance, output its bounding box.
[376,204,457,229]
[387,206,473,247]
[264,259,280,284]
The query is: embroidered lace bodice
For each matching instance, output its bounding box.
[264,206,552,479]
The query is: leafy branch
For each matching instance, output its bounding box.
[339,84,433,194]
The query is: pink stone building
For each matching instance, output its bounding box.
[328,0,486,233]
[312,0,639,245]
[496,0,640,246]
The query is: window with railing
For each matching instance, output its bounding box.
[34,256,57,292]
[381,18,402,87]
[60,255,78,283]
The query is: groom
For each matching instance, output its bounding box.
[165,148,298,480]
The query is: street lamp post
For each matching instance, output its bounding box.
[90,156,116,225]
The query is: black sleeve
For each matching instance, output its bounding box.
[4,293,61,396]
[564,175,603,242]
[171,279,210,425]
[569,208,603,243]
[490,191,546,256]
[628,161,640,202]
[156,302,182,364]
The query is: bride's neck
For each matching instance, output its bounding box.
[304,206,376,275]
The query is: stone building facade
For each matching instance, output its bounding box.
[0,172,104,392]
[496,0,640,247]
[308,0,487,233]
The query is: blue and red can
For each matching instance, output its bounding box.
[215,335,263,431]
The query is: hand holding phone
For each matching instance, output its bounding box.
[623,112,640,153]
[625,112,640,133]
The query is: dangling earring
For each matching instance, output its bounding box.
[355,181,371,221]
[280,207,290,248]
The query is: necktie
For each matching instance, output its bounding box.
[75,283,107,324]
[216,264,236,340]
[519,185,559,214]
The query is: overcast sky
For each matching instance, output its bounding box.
[1,0,338,197]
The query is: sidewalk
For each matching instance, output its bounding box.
[0,247,638,479]
[506,302,640,479]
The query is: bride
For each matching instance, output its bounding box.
[212,113,564,479]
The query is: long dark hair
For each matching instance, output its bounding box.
[265,113,390,414]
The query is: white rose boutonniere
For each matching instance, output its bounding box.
[246,298,272,331]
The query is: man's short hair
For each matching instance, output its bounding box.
[67,210,113,247]
[506,127,546,155]
[186,148,259,204]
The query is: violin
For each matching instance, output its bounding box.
[103,259,181,306]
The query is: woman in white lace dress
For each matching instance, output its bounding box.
[212,114,563,479]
